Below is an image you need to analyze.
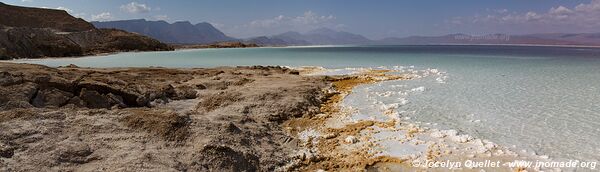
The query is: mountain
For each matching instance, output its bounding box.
[244,36,292,46]
[248,30,600,46]
[525,33,600,45]
[92,19,235,44]
[243,28,371,46]
[272,28,371,45]
[0,2,172,59]
[374,33,593,46]
[194,22,232,42]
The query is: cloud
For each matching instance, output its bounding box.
[56,6,73,13]
[209,22,225,29]
[446,0,600,33]
[221,11,341,38]
[153,15,169,21]
[120,2,151,14]
[248,11,335,29]
[21,0,32,2]
[91,12,113,21]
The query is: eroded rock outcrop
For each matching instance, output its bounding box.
[0,63,197,109]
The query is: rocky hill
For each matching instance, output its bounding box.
[0,2,94,32]
[0,2,172,59]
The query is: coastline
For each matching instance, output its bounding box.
[0,62,593,171]
[285,67,555,171]
[5,43,600,64]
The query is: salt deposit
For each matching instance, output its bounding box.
[344,136,359,144]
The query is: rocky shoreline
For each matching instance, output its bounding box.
[0,62,332,171]
[1,63,554,171]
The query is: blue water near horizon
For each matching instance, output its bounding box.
[13,45,600,162]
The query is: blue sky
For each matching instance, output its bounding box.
[5,0,599,39]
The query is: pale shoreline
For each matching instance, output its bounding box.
[4,43,600,64]
[288,67,551,171]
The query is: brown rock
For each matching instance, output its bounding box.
[122,109,190,142]
[0,82,38,109]
[174,85,198,99]
[191,145,259,172]
[31,88,73,107]
[79,88,112,109]
[55,138,94,164]
[0,142,15,158]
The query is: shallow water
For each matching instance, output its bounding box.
[14,45,600,162]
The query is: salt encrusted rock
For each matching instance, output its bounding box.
[445,130,458,136]
[322,133,337,139]
[344,136,359,144]
[450,134,472,143]
[430,130,446,138]
[295,150,320,162]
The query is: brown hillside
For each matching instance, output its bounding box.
[0,2,173,59]
[0,2,95,32]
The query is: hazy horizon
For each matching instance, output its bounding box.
[4,0,600,39]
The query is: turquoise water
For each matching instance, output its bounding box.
[14,45,600,161]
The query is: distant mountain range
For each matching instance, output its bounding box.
[248,30,600,46]
[91,19,600,46]
[244,28,371,46]
[375,33,600,46]
[92,19,235,44]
